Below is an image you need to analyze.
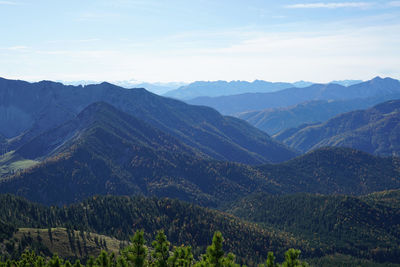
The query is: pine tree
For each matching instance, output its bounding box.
[116,256,128,267]
[206,231,225,267]
[266,252,276,267]
[73,259,83,267]
[48,254,63,267]
[281,249,308,267]
[35,256,45,267]
[95,251,111,267]
[122,230,147,267]
[151,230,170,267]
[86,256,95,267]
[168,246,193,267]
[220,253,239,267]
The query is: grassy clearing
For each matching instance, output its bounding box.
[6,228,125,259]
[0,151,39,178]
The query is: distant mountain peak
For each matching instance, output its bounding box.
[164,80,294,99]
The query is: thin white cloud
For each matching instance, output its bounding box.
[75,12,121,21]
[285,2,373,9]
[0,1,18,5]
[388,1,400,6]
[1,46,28,51]
[47,39,101,44]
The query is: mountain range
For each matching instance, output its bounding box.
[0,77,296,164]
[163,79,365,100]
[0,102,399,206]
[0,78,399,207]
[187,77,400,115]
[59,80,186,95]
[237,95,400,135]
[1,76,400,266]
[163,80,296,100]
[0,102,278,206]
[275,99,400,156]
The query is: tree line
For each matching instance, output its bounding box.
[0,230,308,267]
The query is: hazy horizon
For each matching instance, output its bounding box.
[1,75,375,86]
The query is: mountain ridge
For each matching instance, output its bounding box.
[163,80,295,100]
[256,147,400,196]
[187,77,400,115]
[275,99,400,156]
[0,102,283,206]
[0,103,398,206]
[237,95,400,135]
[0,77,297,164]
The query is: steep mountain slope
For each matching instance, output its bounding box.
[15,101,201,160]
[275,100,400,156]
[0,102,282,206]
[0,194,309,264]
[225,190,400,263]
[0,77,296,164]
[1,105,399,206]
[256,147,400,195]
[163,80,294,99]
[238,96,400,135]
[188,77,400,115]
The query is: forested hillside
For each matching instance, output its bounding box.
[0,230,310,267]
[0,194,310,265]
[0,102,286,206]
[256,147,400,195]
[1,193,399,266]
[225,190,400,263]
[2,127,399,205]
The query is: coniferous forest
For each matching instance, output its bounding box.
[0,192,399,266]
[0,229,311,267]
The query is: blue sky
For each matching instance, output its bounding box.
[0,0,399,83]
